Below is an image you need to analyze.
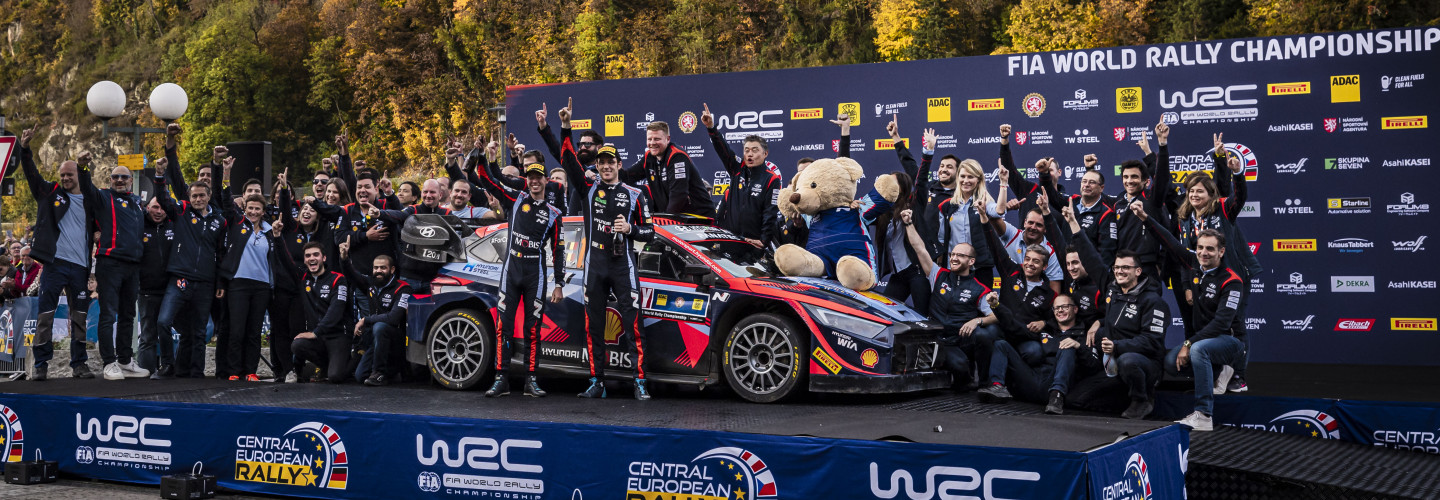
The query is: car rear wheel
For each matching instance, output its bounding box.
[426,309,493,390]
[723,313,807,403]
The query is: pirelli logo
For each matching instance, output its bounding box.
[874,138,907,150]
[1382,116,1428,130]
[812,347,841,374]
[1267,82,1311,95]
[571,119,593,129]
[1391,318,1437,331]
[967,98,1004,111]
[1272,239,1317,251]
[790,108,824,120]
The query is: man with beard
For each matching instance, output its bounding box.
[701,103,780,248]
[19,127,96,380]
[473,159,565,398]
[899,208,998,390]
[1111,120,1171,278]
[342,249,411,387]
[290,243,352,383]
[910,140,960,259]
[80,148,150,380]
[537,99,603,214]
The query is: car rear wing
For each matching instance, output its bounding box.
[401,213,471,263]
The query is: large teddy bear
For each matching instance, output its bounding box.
[775,157,900,291]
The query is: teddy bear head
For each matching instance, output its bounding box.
[778,157,865,217]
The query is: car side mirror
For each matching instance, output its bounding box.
[683,263,710,277]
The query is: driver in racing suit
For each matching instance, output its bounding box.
[475,160,566,398]
[552,97,656,400]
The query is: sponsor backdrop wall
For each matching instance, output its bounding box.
[508,27,1440,366]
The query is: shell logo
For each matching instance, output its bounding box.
[860,348,878,368]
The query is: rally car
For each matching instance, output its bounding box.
[400,214,948,403]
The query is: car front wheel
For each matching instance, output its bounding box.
[426,309,493,390]
[723,313,807,403]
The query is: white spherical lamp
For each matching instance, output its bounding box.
[86,81,127,119]
[148,83,189,121]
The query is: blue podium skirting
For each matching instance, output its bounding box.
[0,392,1188,499]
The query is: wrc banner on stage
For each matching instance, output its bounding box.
[508,27,1440,366]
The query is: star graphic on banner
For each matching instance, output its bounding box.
[295,469,315,487]
[727,463,734,470]
[316,459,325,468]
[735,472,742,481]
[1312,430,1318,437]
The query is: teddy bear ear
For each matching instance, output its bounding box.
[835,157,865,182]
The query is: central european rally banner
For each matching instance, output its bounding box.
[0,393,1188,499]
[507,27,1440,366]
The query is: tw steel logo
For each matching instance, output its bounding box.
[1334,319,1375,332]
[716,111,783,130]
[1159,84,1258,109]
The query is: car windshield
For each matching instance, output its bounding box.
[687,239,771,278]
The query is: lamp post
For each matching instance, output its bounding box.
[489,104,506,150]
[86,81,188,154]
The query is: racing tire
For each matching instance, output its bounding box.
[722,313,808,403]
[425,309,494,390]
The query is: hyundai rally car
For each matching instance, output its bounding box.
[400,214,948,403]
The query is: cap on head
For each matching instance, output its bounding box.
[596,144,619,160]
[524,163,546,177]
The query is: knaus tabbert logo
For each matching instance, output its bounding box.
[870,463,1040,499]
[74,413,172,470]
[415,434,543,497]
[234,422,349,489]
[0,405,23,463]
[628,447,778,500]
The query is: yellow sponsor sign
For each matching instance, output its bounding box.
[967,98,1004,111]
[1115,87,1142,113]
[812,347,840,374]
[1391,318,1437,331]
[571,119,593,130]
[117,154,146,170]
[790,108,823,120]
[1267,82,1311,95]
[1330,74,1360,103]
[1382,116,1427,130]
[874,138,907,151]
[926,97,951,122]
[1272,239,1317,251]
[626,492,725,500]
[604,114,625,137]
[837,103,861,125]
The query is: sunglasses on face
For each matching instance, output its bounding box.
[111,174,131,181]
[315,179,330,185]
[577,142,598,149]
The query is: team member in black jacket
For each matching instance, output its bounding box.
[137,197,176,379]
[900,208,998,389]
[872,120,928,312]
[340,249,410,387]
[79,149,150,380]
[536,100,601,213]
[374,179,453,292]
[1111,122,1171,279]
[978,293,1096,408]
[558,130,655,399]
[462,137,568,217]
[910,131,956,259]
[152,157,229,379]
[700,104,781,247]
[1136,202,1245,432]
[290,243,352,383]
[475,161,566,398]
[272,176,324,382]
[1040,154,1118,264]
[216,191,287,381]
[626,120,716,218]
[19,128,96,380]
[978,200,1056,354]
[1059,206,1109,328]
[1095,249,1168,419]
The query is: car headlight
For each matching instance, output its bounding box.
[804,304,890,342]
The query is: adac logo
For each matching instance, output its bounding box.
[235,422,349,490]
[0,405,24,463]
[627,446,779,500]
[1330,74,1360,103]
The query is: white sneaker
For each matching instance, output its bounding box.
[1175,411,1214,431]
[102,362,125,381]
[284,372,298,384]
[1213,365,1235,395]
[119,361,150,378]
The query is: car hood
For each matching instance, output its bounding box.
[747,277,929,323]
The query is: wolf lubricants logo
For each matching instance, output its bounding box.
[235,422,349,490]
[627,446,778,500]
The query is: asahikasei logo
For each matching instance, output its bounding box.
[627,446,779,500]
[235,422,349,490]
[0,405,23,462]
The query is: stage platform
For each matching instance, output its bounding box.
[1,363,1438,499]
